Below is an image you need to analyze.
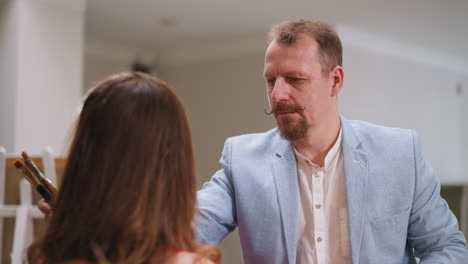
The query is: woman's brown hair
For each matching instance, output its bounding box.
[28,72,219,263]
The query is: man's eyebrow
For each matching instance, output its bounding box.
[284,71,308,77]
[263,71,308,77]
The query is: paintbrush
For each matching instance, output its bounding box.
[13,159,54,202]
[21,152,58,199]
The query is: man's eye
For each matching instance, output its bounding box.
[266,79,275,85]
[288,77,302,83]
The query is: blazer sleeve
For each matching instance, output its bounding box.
[408,131,468,262]
[195,138,237,244]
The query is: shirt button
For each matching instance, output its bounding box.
[315,204,321,209]
[317,237,323,243]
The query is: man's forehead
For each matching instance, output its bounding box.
[263,59,313,77]
[265,37,318,58]
[264,44,318,67]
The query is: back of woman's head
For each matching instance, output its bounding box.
[31,72,198,263]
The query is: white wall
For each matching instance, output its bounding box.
[0,1,17,151]
[14,0,85,155]
[0,0,87,155]
[83,54,130,92]
[160,54,273,184]
[340,41,468,185]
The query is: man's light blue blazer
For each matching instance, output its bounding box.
[196,117,468,263]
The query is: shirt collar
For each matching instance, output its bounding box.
[294,127,342,170]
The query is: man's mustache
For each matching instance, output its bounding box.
[264,102,306,115]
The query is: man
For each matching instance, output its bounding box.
[39,19,467,263]
[195,19,468,263]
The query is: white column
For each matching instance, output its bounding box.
[0,0,87,155]
[0,1,18,152]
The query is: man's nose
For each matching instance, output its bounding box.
[271,78,290,102]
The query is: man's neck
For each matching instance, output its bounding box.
[292,114,341,167]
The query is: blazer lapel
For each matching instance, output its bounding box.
[341,116,368,264]
[272,138,299,264]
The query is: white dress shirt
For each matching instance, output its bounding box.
[295,129,352,263]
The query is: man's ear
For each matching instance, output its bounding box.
[330,66,344,97]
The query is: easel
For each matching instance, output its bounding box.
[0,147,59,264]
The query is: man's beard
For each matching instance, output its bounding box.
[272,102,309,141]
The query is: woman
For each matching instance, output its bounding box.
[29,72,220,264]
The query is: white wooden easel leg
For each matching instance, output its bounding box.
[42,147,57,186]
[11,180,33,264]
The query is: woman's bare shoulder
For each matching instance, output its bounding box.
[173,252,215,264]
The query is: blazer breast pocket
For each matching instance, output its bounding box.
[371,206,410,230]
[369,207,411,260]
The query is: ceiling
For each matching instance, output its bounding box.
[85,0,468,62]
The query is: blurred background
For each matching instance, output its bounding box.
[1,0,467,263]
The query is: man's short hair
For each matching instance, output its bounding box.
[268,19,342,76]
